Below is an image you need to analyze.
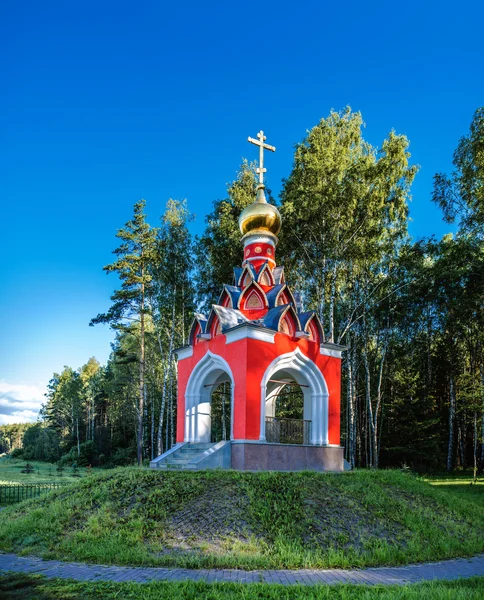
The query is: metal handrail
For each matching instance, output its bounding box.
[265,416,311,445]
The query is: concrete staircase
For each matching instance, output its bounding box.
[153,443,217,470]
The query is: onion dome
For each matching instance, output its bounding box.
[239,184,281,237]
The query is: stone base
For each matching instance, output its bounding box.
[231,441,344,472]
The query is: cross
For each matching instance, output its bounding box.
[248,130,276,185]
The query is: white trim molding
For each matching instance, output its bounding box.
[319,346,342,358]
[243,256,276,267]
[225,325,276,345]
[176,346,193,360]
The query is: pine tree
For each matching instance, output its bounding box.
[90,200,158,466]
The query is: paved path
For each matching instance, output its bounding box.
[0,552,484,586]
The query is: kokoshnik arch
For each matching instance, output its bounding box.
[151,131,346,472]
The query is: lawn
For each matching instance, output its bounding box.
[0,468,482,570]
[0,457,95,484]
[1,573,483,600]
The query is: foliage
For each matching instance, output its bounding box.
[0,424,33,455]
[20,424,60,462]
[433,106,484,234]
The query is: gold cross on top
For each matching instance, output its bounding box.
[248,130,276,185]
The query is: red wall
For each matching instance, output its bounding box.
[176,333,341,445]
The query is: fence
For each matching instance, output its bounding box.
[265,417,312,445]
[0,483,65,504]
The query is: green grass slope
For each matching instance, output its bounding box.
[1,573,484,600]
[0,469,482,570]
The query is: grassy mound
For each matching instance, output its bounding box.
[0,469,482,570]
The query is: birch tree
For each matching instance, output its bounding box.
[152,199,195,455]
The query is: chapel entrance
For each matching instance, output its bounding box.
[210,381,232,443]
[264,372,311,445]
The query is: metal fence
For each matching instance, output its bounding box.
[0,483,65,504]
[265,417,311,445]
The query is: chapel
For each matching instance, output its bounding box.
[151,131,346,471]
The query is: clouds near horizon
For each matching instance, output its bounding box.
[0,381,45,425]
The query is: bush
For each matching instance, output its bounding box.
[10,448,23,459]
[60,440,97,467]
[110,446,137,466]
[22,425,60,462]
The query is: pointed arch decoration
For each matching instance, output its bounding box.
[238,281,268,311]
[257,263,275,286]
[188,313,208,345]
[211,317,222,336]
[276,305,301,336]
[218,289,231,308]
[259,348,329,445]
[237,263,258,288]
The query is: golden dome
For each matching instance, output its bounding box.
[239,186,282,237]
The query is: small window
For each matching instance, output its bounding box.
[246,290,264,309]
[211,318,222,336]
[242,272,252,288]
[277,292,288,306]
[279,316,294,336]
[308,320,319,342]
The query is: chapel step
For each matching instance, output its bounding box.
[153,442,217,471]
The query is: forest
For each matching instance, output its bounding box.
[2,107,483,473]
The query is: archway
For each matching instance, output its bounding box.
[210,381,232,443]
[260,348,329,445]
[184,352,234,443]
[265,382,309,444]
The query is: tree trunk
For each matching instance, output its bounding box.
[346,339,356,468]
[76,418,80,458]
[373,348,385,470]
[473,411,478,483]
[138,278,145,467]
[447,376,455,472]
[328,261,337,343]
[150,383,155,461]
[318,259,327,344]
[157,282,177,456]
[363,347,373,467]
[169,359,175,448]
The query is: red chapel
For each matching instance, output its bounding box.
[151,131,346,471]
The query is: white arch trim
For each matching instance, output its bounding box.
[259,348,329,445]
[184,351,235,443]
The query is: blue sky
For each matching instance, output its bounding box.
[1,0,483,423]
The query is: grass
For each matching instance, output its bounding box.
[0,457,96,484]
[0,468,482,570]
[1,573,484,600]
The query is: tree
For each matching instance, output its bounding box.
[432,108,484,472]
[90,200,158,465]
[43,367,82,456]
[433,107,484,235]
[279,108,417,468]
[152,199,195,455]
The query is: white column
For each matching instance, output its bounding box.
[196,401,211,443]
[321,393,329,445]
